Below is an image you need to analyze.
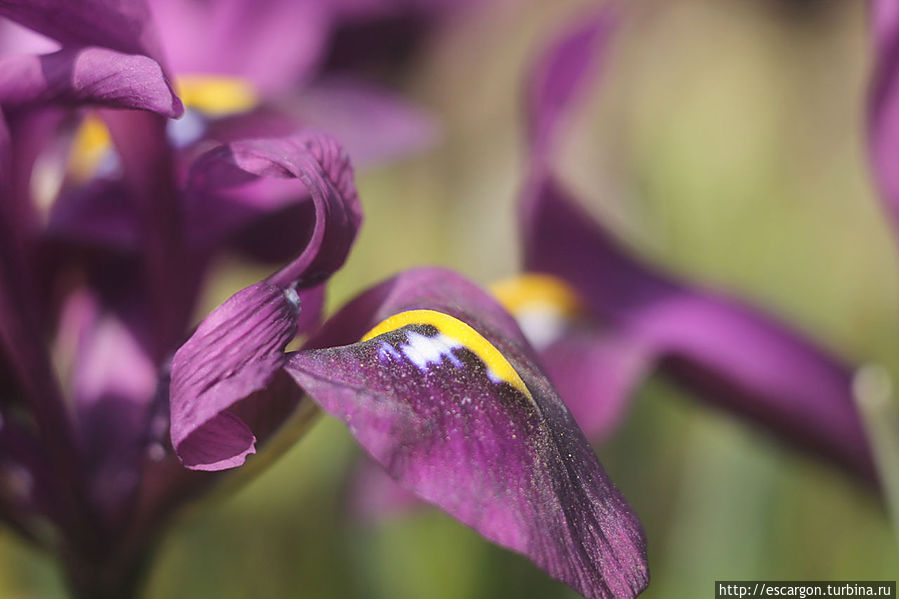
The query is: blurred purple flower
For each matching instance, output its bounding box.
[497,7,877,482]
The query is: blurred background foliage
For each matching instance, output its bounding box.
[2,0,898,596]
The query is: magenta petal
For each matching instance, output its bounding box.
[526,6,616,161]
[869,0,899,234]
[169,281,301,471]
[540,327,652,441]
[150,0,329,94]
[186,131,362,288]
[347,456,424,523]
[524,175,877,481]
[0,0,164,62]
[289,267,649,599]
[292,78,438,166]
[0,47,182,116]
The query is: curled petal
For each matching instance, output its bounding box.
[0,47,182,117]
[186,131,362,288]
[290,267,649,599]
[523,175,877,481]
[169,282,302,470]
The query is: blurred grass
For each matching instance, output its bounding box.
[3,0,898,596]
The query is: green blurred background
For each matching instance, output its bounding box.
[2,0,898,596]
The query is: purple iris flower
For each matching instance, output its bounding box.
[497,8,877,482]
[1,2,648,599]
[0,0,478,597]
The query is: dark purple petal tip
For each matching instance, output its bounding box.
[289,267,649,599]
[169,281,302,471]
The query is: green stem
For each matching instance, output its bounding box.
[853,364,899,546]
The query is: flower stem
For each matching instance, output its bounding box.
[853,364,899,545]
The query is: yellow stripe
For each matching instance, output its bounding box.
[490,273,582,316]
[68,115,112,181]
[362,309,532,399]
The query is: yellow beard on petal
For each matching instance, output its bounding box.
[68,114,113,182]
[489,273,582,317]
[174,75,259,117]
[362,309,533,400]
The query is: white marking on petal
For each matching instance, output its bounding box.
[166,109,207,148]
[283,286,301,309]
[514,304,569,351]
[400,331,463,372]
[378,341,402,363]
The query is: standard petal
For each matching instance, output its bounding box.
[523,175,877,481]
[869,0,899,233]
[186,131,362,288]
[169,281,303,470]
[291,78,438,167]
[149,0,329,95]
[526,6,616,162]
[0,0,164,62]
[0,47,182,116]
[289,267,649,599]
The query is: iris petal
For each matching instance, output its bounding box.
[169,282,301,471]
[186,131,362,287]
[288,267,649,599]
[869,0,899,235]
[524,174,877,481]
[0,47,182,117]
[0,0,165,63]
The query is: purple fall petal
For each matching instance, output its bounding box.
[869,0,899,234]
[0,0,165,63]
[523,175,877,481]
[290,267,649,599]
[0,47,182,116]
[169,281,303,471]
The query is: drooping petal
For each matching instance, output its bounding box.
[526,6,616,163]
[868,0,899,234]
[0,47,182,116]
[523,174,878,481]
[169,282,302,471]
[186,131,362,287]
[289,267,649,599]
[0,0,164,62]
